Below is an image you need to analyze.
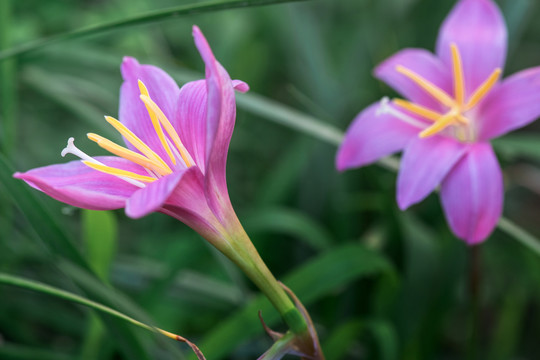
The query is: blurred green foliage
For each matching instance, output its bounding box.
[1,0,540,359]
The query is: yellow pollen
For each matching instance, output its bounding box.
[139,95,193,168]
[396,65,455,108]
[451,43,465,105]
[419,111,458,138]
[138,80,177,165]
[104,116,171,172]
[82,161,156,183]
[465,68,502,110]
[393,99,443,122]
[392,44,502,140]
[87,133,171,176]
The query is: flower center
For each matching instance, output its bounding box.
[61,80,193,188]
[388,43,501,142]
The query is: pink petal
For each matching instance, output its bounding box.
[476,66,540,140]
[175,80,208,172]
[336,102,419,170]
[13,157,142,210]
[440,142,503,244]
[374,48,452,110]
[125,169,185,219]
[192,25,240,222]
[436,0,507,97]
[174,79,249,174]
[397,136,467,209]
[119,57,180,167]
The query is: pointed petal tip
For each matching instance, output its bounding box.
[13,171,23,179]
[232,80,249,93]
[121,56,141,80]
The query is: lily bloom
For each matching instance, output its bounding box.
[337,0,540,244]
[14,26,249,244]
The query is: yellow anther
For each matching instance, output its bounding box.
[87,133,171,176]
[419,111,458,138]
[465,68,502,110]
[139,95,193,168]
[451,43,465,105]
[396,65,456,108]
[393,99,442,122]
[137,80,176,165]
[82,161,156,183]
[104,116,172,172]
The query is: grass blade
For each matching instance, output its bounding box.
[0,0,314,61]
[0,272,206,360]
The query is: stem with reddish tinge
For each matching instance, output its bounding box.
[224,225,309,335]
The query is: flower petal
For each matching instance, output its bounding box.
[397,136,467,209]
[374,48,451,110]
[125,170,185,219]
[436,0,507,96]
[336,102,419,170]
[175,80,208,172]
[175,79,249,174]
[440,142,503,244]
[119,57,180,166]
[476,66,540,140]
[13,157,142,210]
[192,25,242,221]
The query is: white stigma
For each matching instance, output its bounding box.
[61,137,146,188]
[376,97,427,130]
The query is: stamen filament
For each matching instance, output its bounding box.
[419,111,458,138]
[104,116,172,172]
[82,161,156,183]
[451,43,465,105]
[62,137,146,188]
[138,80,177,165]
[396,65,456,108]
[393,98,442,122]
[139,95,194,167]
[87,133,171,176]
[376,97,427,129]
[465,68,502,110]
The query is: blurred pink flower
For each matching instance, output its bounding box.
[337,0,540,244]
[15,26,249,244]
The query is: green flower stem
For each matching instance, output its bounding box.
[220,224,309,335]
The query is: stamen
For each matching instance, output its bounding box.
[419,111,458,138]
[82,161,156,183]
[104,116,172,172]
[139,95,194,167]
[376,97,427,129]
[451,43,465,105]
[61,137,146,188]
[396,65,456,108]
[393,98,442,122]
[138,80,176,165]
[465,68,502,110]
[87,133,171,176]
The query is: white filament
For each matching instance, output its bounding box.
[61,137,146,188]
[376,97,427,130]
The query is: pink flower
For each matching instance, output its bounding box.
[337,0,540,244]
[14,26,249,244]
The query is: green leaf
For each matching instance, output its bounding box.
[188,243,394,360]
[0,0,314,61]
[80,210,117,360]
[493,134,540,160]
[0,272,202,359]
[82,210,117,281]
[243,207,333,251]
